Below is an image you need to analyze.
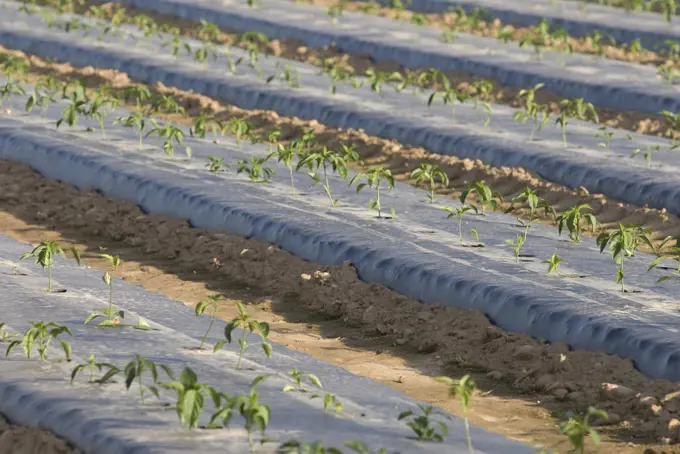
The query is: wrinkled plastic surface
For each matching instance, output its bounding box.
[2,7,680,220]
[358,0,680,50]
[0,234,531,454]
[100,0,680,115]
[0,91,679,383]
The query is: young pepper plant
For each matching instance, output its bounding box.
[21,241,80,293]
[267,143,298,194]
[410,163,449,203]
[350,165,396,219]
[195,294,223,350]
[6,321,72,362]
[596,223,654,292]
[237,157,275,183]
[555,203,599,244]
[442,204,479,245]
[559,407,608,454]
[160,366,217,429]
[124,354,175,404]
[397,404,450,443]
[435,375,476,454]
[71,353,120,384]
[214,301,272,370]
[85,254,123,327]
[298,147,349,206]
[459,181,502,216]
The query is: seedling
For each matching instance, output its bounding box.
[195,294,223,350]
[0,323,17,342]
[214,301,272,370]
[197,19,221,42]
[559,407,608,454]
[146,121,192,157]
[513,84,550,140]
[71,353,120,384]
[206,156,229,173]
[266,127,282,151]
[319,59,354,94]
[661,110,680,138]
[442,204,479,245]
[555,204,599,243]
[544,253,563,275]
[160,366,215,429]
[390,0,410,18]
[508,188,555,241]
[459,181,501,216]
[428,77,468,118]
[0,81,26,109]
[149,94,185,116]
[505,233,526,263]
[278,441,395,454]
[85,254,123,327]
[266,64,301,88]
[350,165,396,219]
[25,88,57,117]
[190,113,215,139]
[656,0,677,22]
[115,111,148,149]
[56,93,88,131]
[648,236,680,282]
[21,241,80,292]
[364,69,403,95]
[398,404,449,443]
[658,64,680,84]
[124,354,175,404]
[233,385,273,451]
[1,56,29,82]
[556,98,599,147]
[277,441,342,453]
[237,157,275,183]
[411,164,449,203]
[236,31,269,68]
[631,144,662,166]
[595,127,615,150]
[435,375,476,454]
[320,393,344,413]
[227,117,254,147]
[283,367,323,393]
[298,146,349,206]
[86,93,119,137]
[6,321,72,362]
[267,143,298,194]
[519,19,551,59]
[596,223,654,292]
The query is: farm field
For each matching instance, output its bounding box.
[2,0,680,453]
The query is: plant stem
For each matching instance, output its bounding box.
[376,183,382,218]
[237,330,247,370]
[458,214,464,244]
[561,123,567,147]
[108,280,114,320]
[138,130,143,150]
[199,306,216,350]
[47,264,52,292]
[322,165,333,205]
[620,257,625,292]
[464,411,474,454]
[288,165,296,195]
[139,372,145,404]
